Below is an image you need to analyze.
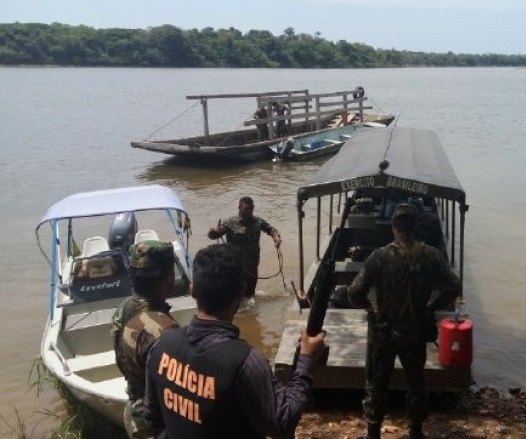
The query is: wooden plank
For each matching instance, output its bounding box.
[259,92,368,103]
[274,309,472,391]
[243,107,373,127]
[186,90,308,100]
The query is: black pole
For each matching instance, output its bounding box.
[459,204,466,296]
[316,197,321,260]
[329,194,334,234]
[298,201,305,293]
[451,202,456,267]
[446,200,450,238]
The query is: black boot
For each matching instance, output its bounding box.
[409,422,425,439]
[356,422,381,439]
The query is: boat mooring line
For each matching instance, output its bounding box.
[146,101,200,140]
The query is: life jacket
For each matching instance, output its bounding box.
[148,327,262,439]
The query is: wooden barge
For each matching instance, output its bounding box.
[131,89,394,164]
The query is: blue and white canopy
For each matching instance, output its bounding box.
[37,185,187,230]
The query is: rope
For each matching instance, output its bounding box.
[216,232,288,291]
[145,101,200,140]
[246,246,288,291]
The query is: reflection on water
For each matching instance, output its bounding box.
[2,67,526,435]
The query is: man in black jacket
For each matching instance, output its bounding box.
[144,243,325,439]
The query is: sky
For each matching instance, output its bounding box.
[1,0,525,54]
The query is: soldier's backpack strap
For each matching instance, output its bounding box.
[386,241,425,316]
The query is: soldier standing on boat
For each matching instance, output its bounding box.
[254,105,269,141]
[207,196,281,297]
[273,102,289,138]
[144,243,325,439]
[111,241,179,439]
[333,204,461,439]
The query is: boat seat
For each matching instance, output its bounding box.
[135,229,160,243]
[68,350,116,372]
[89,377,127,399]
[63,308,116,355]
[324,139,342,145]
[82,236,110,257]
[340,134,353,140]
[69,251,132,303]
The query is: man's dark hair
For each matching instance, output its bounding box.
[131,265,173,297]
[392,215,417,235]
[239,196,254,206]
[192,244,245,313]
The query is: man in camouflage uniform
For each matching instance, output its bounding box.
[333,204,461,439]
[254,105,269,141]
[208,196,281,297]
[111,240,179,438]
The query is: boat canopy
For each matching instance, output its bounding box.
[37,185,187,230]
[297,127,466,204]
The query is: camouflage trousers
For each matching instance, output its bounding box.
[363,340,428,425]
[124,399,154,439]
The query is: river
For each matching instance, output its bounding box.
[1,67,525,436]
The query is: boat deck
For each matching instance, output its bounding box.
[274,309,471,392]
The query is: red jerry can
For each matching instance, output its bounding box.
[438,318,473,368]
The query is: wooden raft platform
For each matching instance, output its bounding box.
[274,309,471,392]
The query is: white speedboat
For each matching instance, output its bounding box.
[36,185,196,426]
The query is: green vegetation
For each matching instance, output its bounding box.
[0,357,126,439]
[1,23,525,68]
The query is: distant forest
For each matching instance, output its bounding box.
[1,23,525,68]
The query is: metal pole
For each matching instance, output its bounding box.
[316,197,321,260]
[49,220,58,321]
[459,204,466,294]
[446,200,450,238]
[451,202,456,267]
[298,202,305,293]
[337,192,342,214]
[201,97,210,145]
[329,194,334,234]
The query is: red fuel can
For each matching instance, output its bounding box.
[438,318,473,368]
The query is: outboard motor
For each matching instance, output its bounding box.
[108,212,138,252]
[278,137,295,159]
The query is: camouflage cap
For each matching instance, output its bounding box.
[392,203,418,220]
[129,240,175,269]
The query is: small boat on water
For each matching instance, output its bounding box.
[269,121,387,161]
[37,185,196,426]
[131,88,394,165]
[274,127,471,391]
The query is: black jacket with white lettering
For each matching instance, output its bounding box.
[144,325,261,439]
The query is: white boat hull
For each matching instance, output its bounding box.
[41,295,196,427]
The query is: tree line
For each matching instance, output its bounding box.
[1,22,525,68]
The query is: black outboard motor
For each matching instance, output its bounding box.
[108,212,138,252]
[278,137,295,159]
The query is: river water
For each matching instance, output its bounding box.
[1,67,525,435]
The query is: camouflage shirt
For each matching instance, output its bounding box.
[208,215,279,272]
[112,295,178,402]
[346,239,461,336]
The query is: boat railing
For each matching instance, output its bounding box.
[186,90,309,144]
[184,88,373,144]
[246,89,373,138]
